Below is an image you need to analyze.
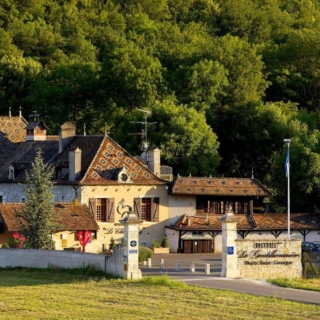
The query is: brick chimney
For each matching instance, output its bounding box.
[59,122,76,153]
[69,147,82,181]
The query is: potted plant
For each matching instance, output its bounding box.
[108,237,116,255]
[152,237,169,254]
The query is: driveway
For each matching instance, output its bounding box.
[140,253,320,305]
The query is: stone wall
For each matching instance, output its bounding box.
[236,239,302,279]
[0,246,130,278]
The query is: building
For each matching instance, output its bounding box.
[165,176,320,253]
[0,109,170,252]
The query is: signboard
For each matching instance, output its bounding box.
[130,240,137,247]
[129,249,138,254]
[227,246,234,255]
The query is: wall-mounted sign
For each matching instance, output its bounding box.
[227,246,234,255]
[130,240,137,247]
[129,249,137,254]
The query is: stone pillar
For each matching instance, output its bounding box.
[220,204,240,278]
[120,213,143,279]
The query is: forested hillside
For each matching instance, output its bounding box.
[1,0,320,212]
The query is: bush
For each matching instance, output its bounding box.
[139,246,153,263]
[152,239,161,248]
[109,237,116,250]
[161,237,169,248]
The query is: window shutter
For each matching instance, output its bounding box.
[152,197,160,222]
[107,198,115,222]
[89,198,96,218]
[134,198,141,218]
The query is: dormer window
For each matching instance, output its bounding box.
[117,168,132,183]
[8,165,14,180]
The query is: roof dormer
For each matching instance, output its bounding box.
[116,167,132,183]
[26,111,48,141]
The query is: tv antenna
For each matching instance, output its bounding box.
[129,109,156,145]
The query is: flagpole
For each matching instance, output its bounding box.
[284,139,291,240]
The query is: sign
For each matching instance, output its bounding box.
[227,246,234,255]
[129,249,138,254]
[130,240,137,247]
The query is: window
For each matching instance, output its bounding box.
[134,197,159,222]
[89,198,115,223]
[141,198,151,221]
[96,198,107,221]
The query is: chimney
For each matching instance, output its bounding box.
[59,122,76,153]
[26,111,48,141]
[69,147,82,182]
[146,147,161,176]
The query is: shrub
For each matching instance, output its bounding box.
[161,237,169,248]
[109,237,116,250]
[152,239,161,248]
[139,246,153,263]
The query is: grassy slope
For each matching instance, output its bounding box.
[0,269,319,319]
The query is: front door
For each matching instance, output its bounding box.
[183,240,212,253]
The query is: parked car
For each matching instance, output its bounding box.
[302,242,320,261]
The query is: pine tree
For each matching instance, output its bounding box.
[17,149,59,249]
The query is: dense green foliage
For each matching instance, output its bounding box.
[17,149,60,249]
[139,246,153,262]
[3,0,320,211]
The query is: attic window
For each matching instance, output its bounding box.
[96,166,102,171]
[15,129,19,133]
[117,152,122,157]
[92,173,98,178]
[113,159,119,165]
[135,165,140,171]
[11,135,15,140]
[2,148,6,152]
[108,145,114,150]
[131,172,136,178]
[7,123,11,127]
[100,158,106,165]
[104,152,110,157]
[144,173,149,177]
[19,123,24,127]
[126,159,132,164]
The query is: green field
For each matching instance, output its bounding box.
[0,268,319,320]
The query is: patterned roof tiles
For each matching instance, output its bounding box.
[170,176,272,197]
[81,136,166,185]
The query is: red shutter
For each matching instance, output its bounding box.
[107,198,115,222]
[152,197,160,222]
[134,198,141,218]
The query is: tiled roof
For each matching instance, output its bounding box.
[0,202,99,232]
[170,176,272,197]
[0,139,59,181]
[170,213,320,231]
[81,136,166,185]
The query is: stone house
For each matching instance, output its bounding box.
[0,109,170,253]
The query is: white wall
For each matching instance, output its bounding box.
[165,228,180,253]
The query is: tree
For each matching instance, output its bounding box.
[16,149,59,249]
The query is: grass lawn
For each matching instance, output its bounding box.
[0,268,319,319]
[268,277,320,292]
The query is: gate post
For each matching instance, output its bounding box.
[120,210,143,279]
[219,203,240,278]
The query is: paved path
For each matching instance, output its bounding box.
[140,253,320,305]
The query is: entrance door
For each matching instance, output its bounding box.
[183,240,212,253]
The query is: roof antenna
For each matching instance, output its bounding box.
[83,123,86,136]
[130,109,156,148]
[9,106,11,117]
[251,167,254,179]
[19,106,22,118]
[104,122,107,136]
